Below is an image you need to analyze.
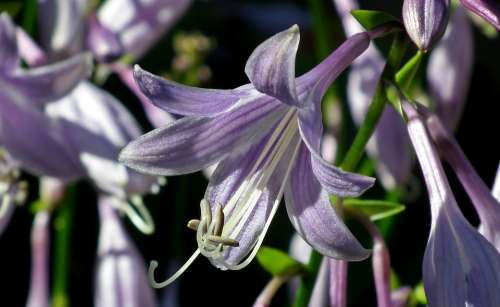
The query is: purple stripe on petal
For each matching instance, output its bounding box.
[297,32,370,105]
[0,13,19,71]
[134,65,242,116]
[245,25,301,107]
[284,144,370,261]
[297,105,375,197]
[461,0,500,30]
[5,53,92,105]
[119,97,287,176]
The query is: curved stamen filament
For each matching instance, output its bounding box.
[114,196,155,235]
[148,249,201,288]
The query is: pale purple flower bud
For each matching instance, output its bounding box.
[40,177,66,208]
[26,211,51,307]
[460,0,500,30]
[427,7,473,131]
[402,0,450,51]
[95,196,157,307]
[329,259,347,307]
[404,101,500,306]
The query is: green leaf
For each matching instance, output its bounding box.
[257,246,306,277]
[408,281,427,307]
[351,10,399,31]
[0,2,23,17]
[343,199,405,221]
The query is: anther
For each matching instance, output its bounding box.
[200,199,211,225]
[213,204,224,236]
[206,235,240,247]
[187,219,200,231]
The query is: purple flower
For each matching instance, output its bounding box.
[404,102,500,307]
[421,108,500,252]
[460,0,500,30]
[96,0,191,59]
[120,25,375,283]
[94,196,157,307]
[402,0,450,51]
[334,0,412,190]
[427,7,474,131]
[0,13,90,180]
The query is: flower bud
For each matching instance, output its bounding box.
[402,0,450,51]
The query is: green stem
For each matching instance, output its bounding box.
[293,33,409,307]
[51,186,76,307]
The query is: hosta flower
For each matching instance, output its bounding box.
[421,107,500,251]
[120,25,377,284]
[334,0,412,189]
[402,0,450,51]
[95,196,157,307]
[427,7,473,131]
[460,0,500,30]
[404,101,500,307]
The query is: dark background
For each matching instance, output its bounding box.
[1,0,499,306]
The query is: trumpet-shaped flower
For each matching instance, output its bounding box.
[120,25,376,285]
[404,102,500,307]
[421,107,500,252]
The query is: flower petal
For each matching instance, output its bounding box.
[298,104,375,197]
[427,7,473,131]
[6,53,92,104]
[284,144,370,261]
[97,0,191,58]
[0,13,19,71]
[86,14,124,62]
[119,97,287,176]
[245,25,301,107]
[133,65,242,116]
[460,0,500,30]
[0,90,83,179]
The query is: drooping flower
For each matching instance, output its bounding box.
[120,25,378,284]
[427,7,474,131]
[420,106,500,251]
[460,0,500,30]
[404,101,500,307]
[334,0,412,190]
[402,0,450,51]
[94,196,157,307]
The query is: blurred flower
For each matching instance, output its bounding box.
[427,7,474,131]
[121,25,377,285]
[421,107,500,251]
[334,0,412,190]
[95,196,157,307]
[402,0,450,51]
[460,0,500,30]
[37,0,191,61]
[26,211,51,307]
[404,101,500,307]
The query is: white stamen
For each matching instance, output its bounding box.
[113,196,155,235]
[148,249,201,288]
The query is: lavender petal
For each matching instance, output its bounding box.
[119,98,287,176]
[461,0,500,30]
[0,13,19,71]
[284,144,370,261]
[245,25,301,107]
[134,65,242,116]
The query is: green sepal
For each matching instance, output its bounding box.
[343,199,405,221]
[408,281,427,307]
[395,50,424,95]
[257,246,307,277]
[351,10,399,31]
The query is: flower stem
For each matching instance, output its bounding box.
[293,33,409,307]
[51,185,76,307]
